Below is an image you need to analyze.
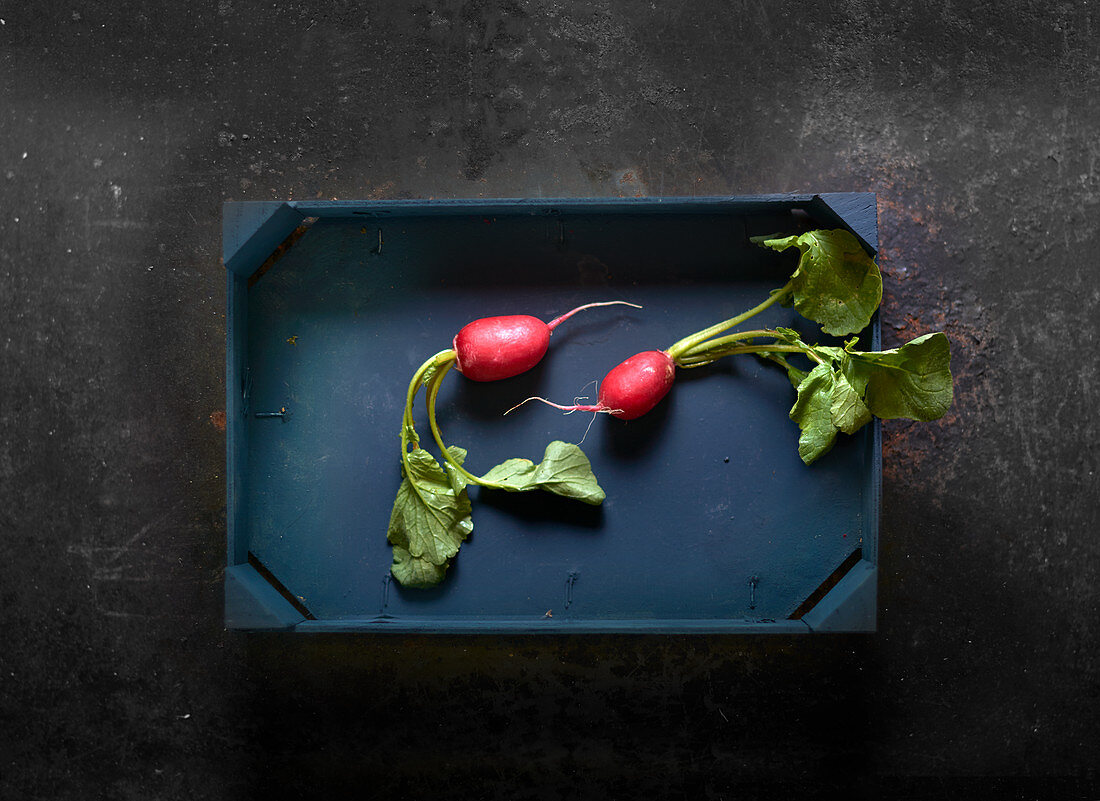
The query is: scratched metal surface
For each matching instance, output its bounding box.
[2,1,1098,797]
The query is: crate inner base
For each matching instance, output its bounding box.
[242,212,870,624]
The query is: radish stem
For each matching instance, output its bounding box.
[676,343,809,368]
[674,327,830,368]
[423,358,490,488]
[401,349,454,452]
[665,280,793,360]
[422,357,531,491]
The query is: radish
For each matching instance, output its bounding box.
[453,301,640,382]
[510,229,952,471]
[387,299,639,588]
[508,229,886,424]
[590,350,677,419]
[509,350,676,420]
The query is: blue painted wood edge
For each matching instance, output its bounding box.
[224,564,307,630]
[801,561,878,632]
[292,618,812,634]
[813,192,879,253]
[840,191,880,571]
[288,194,820,217]
[863,420,882,568]
[226,272,249,565]
[802,192,881,629]
[222,202,306,276]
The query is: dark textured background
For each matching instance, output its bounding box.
[2,2,1097,798]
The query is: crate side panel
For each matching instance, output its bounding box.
[226,272,250,565]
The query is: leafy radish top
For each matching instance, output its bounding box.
[514,229,952,465]
[387,302,637,588]
[387,230,953,589]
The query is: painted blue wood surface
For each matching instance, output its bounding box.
[224,195,880,633]
[801,560,878,632]
[224,564,307,630]
[222,201,306,276]
[294,618,812,634]
[814,193,879,252]
[225,273,249,566]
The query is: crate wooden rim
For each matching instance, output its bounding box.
[223,193,881,633]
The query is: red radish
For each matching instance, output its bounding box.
[452,301,640,382]
[596,350,676,419]
[509,350,676,420]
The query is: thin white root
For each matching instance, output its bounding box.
[572,300,643,311]
[503,396,546,416]
[579,410,598,445]
[502,396,614,417]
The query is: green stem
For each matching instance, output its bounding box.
[677,326,831,368]
[424,360,486,486]
[758,351,799,372]
[676,343,810,368]
[665,280,793,360]
[422,358,514,491]
[401,348,456,458]
[397,350,462,514]
[672,329,774,365]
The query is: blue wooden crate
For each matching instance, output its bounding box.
[223,194,880,633]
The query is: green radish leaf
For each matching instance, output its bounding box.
[528,441,606,505]
[829,370,873,434]
[755,229,882,337]
[441,446,469,494]
[789,363,840,464]
[390,545,449,589]
[753,233,801,251]
[388,446,473,572]
[840,332,953,421]
[480,441,606,505]
[785,363,808,389]
[477,457,536,488]
[814,344,847,363]
[772,327,849,369]
[773,325,801,340]
[479,458,539,489]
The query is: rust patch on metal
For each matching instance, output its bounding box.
[209,410,227,432]
[874,194,994,495]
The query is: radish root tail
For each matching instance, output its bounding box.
[545,300,644,332]
[503,396,612,416]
